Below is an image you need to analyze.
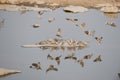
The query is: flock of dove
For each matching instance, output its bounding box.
[28,11,116,73]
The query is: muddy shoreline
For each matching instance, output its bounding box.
[0,0,120,8]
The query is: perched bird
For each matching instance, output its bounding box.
[106,22,116,27]
[46,65,58,72]
[30,62,42,70]
[77,59,84,67]
[55,55,62,65]
[33,24,40,28]
[95,36,103,44]
[48,18,55,23]
[84,54,93,59]
[94,55,102,62]
[84,30,95,37]
[47,54,54,60]
[64,53,77,60]
[56,28,62,38]
[66,18,78,23]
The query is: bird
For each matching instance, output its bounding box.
[84,54,93,59]
[30,62,42,70]
[37,11,44,18]
[66,18,78,23]
[95,36,103,44]
[46,65,58,73]
[55,55,62,65]
[106,22,116,27]
[56,28,62,38]
[84,30,95,37]
[33,24,40,28]
[47,54,54,60]
[48,18,55,23]
[77,59,84,67]
[76,22,86,30]
[94,55,102,62]
[64,53,77,60]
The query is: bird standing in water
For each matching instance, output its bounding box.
[64,53,77,60]
[47,54,54,60]
[95,36,103,44]
[56,28,62,38]
[46,65,58,73]
[94,55,102,62]
[55,55,62,65]
[77,59,84,67]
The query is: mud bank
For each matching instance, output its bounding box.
[0,0,120,8]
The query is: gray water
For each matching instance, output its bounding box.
[0,8,120,80]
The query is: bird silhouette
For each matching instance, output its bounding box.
[46,65,58,73]
[47,54,54,60]
[94,55,102,62]
[64,53,77,60]
[95,36,103,44]
[84,54,93,59]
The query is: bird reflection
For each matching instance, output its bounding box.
[46,65,58,73]
[94,55,102,62]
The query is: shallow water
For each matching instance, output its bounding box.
[0,8,120,80]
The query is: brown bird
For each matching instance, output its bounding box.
[94,55,102,62]
[66,18,78,23]
[106,22,116,27]
[84,30,95,37]
[55,55,62,65]
[47,54,54,60]
[56,28,62,38]
[84,54,93,59]
[30,62,42,70]
[64,53,77,60]
[46,65,58,73]
[77,59,84,67]
[76,22,86,29]
[95,36,103,44]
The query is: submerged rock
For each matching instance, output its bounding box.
[63,5,88,13]
[0,68,21,77]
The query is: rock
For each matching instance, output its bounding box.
[95,3,113,8]
[100,6,120,13]
[63,5,88,13]
[0,68,21,77]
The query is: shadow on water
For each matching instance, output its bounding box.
[0,8,120,80]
